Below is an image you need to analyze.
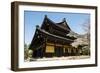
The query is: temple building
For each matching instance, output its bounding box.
[29,15,77,58]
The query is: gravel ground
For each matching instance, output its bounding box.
[25,55,90,62]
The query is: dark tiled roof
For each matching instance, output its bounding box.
[29,16,76,50]
[41,16,71,32]
[37,27,74,42]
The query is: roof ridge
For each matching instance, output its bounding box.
[45,15,67,24]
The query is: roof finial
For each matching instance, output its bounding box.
[45,15,47,18]
[36,25,39,28]
[63,18,66,22]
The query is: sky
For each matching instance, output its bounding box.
[24,11,90,45]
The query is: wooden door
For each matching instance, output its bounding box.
[55,46,63,57]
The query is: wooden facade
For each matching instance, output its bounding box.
[29,15,77,58]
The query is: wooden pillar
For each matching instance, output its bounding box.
[43,37,47,57]
[42,43,46,57]
[54,40,56,57]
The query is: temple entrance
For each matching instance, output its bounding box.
[33,48,43,58]
[55,46,64,57]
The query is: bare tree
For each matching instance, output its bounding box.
[81,19,90,46]
[82,19,90,33]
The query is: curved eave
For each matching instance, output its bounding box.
[29,28,75,50]
[37,28,74,42]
